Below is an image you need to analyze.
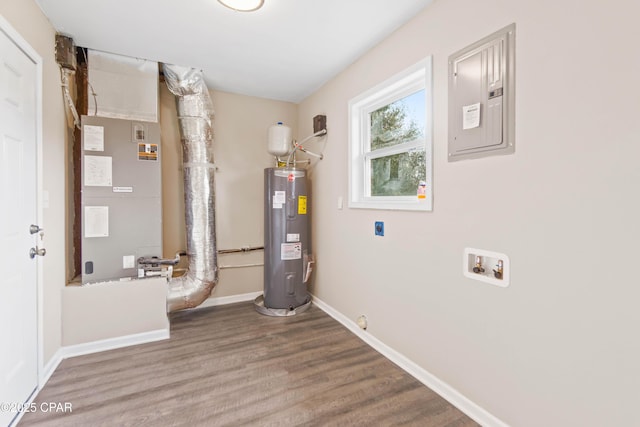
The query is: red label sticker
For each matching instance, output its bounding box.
[288,173,295,182]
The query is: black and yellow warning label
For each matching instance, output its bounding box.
[138,143,158,161]
[298,196,307,215]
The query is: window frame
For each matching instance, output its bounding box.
[348,57,433,211]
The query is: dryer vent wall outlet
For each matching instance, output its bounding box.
[375,221,384,236]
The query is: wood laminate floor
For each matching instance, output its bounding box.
[19,302,479,427]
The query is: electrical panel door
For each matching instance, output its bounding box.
[448,24,515,161]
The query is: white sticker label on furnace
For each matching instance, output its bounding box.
[281,242,302,260]
[286,233,300,242]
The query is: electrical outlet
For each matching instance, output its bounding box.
[123,255,135,269]
[375,221,384,236]
[356,315,368,330]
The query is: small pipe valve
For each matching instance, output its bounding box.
[472,255,485,273]
[493,259,504,279]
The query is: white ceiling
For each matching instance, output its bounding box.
[36,0,433,103]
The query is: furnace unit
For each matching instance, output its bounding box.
[81,116,162,284]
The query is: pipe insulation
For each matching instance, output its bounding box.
[163,64,218,312]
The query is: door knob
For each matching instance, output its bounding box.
[29,247,46,259]
[29,224,43,235]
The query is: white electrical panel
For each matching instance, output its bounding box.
[448,24,515,161]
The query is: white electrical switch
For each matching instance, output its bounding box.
[123,255,135,269]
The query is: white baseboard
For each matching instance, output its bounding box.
[39,291,258,385]
[61,328,170,359]
[30,292,261,422]
[197,291,262,309]
[311,295,508,427]
[40,348,64,387]
[33,294,504,426]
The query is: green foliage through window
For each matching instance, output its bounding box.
[371,151,426,196]
[369,90,425,196]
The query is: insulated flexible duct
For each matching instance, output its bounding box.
[163,65,218,312]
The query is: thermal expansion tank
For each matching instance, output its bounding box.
[264,168,311,309]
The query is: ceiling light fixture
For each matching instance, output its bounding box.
[217,0,264,12]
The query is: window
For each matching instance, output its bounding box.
[349,57,432,211]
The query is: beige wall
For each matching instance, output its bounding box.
[6,0,639,424]
[62,278,168,346]
[0,2,67,366]
[298,0,640,425]
[160,85,297,298]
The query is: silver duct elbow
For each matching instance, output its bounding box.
[163,64,218,312]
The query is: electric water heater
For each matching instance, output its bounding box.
[263,167,311,309]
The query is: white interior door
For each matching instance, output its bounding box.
[0,27,39,427]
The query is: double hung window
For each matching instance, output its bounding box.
[348,58,432,211]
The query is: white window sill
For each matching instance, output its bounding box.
[349,199,432,211]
